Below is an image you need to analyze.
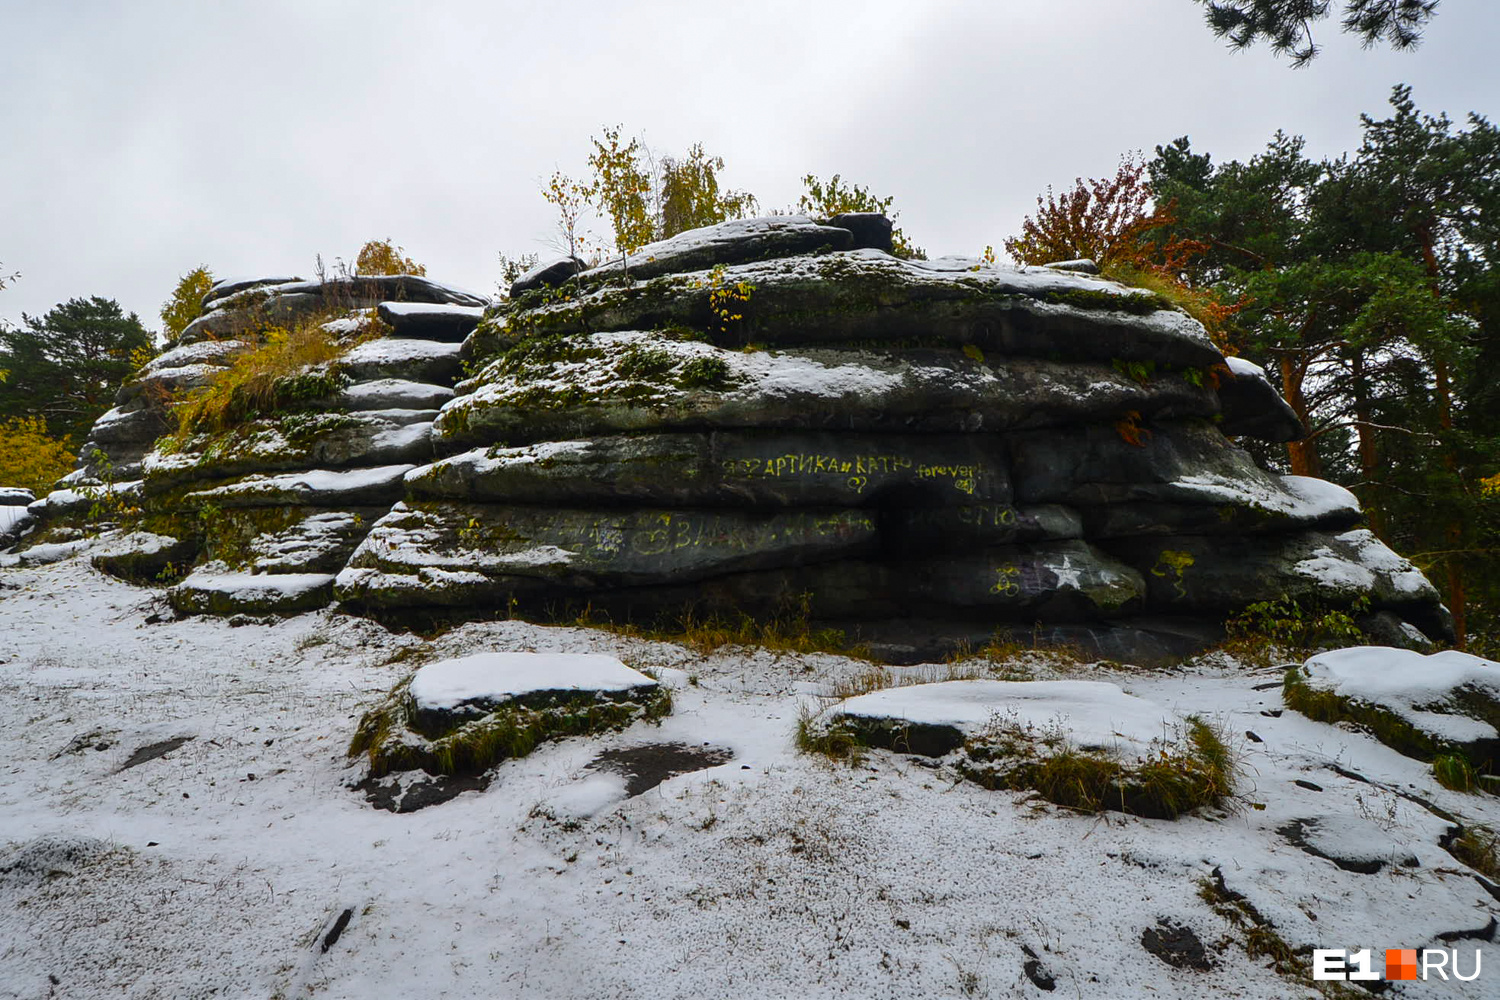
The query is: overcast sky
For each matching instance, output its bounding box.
[2,0,1497,331]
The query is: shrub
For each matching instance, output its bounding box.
[160,266,215,340]
[354,239,426,277]
[1222,596,1368,665]
[166,315,377,440]
[0,416,75,494]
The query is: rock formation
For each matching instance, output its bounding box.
[10,214,1453,662]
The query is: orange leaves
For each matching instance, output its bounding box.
[1004,154,1166,268]
[1114,410,1152,448]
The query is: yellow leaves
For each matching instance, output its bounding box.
[160,265,215,340]
[699,264,754,336]
[355,240,426,277]
[1482,472,1500,498]
[0,416,75,495]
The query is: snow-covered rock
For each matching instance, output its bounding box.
[826,678,1178,756]
[167,570,336,616]
[1292,645,1500,759]
[408,651,658,719]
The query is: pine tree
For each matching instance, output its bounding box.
[0,297,152,444]
[1194,1,1439,66]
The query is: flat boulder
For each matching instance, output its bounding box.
[509,256,585,297]
[574,215,855,286]
[243,510,379,574]
[1013,421,1360,534]
[375,302,485,342]
[338,501,878,606]
[349,651,670,782]
[1218,356,1304,442]
[180,275,486,344]
[824,212,893,252]
[91,531,196,582]
[492,249,1224,369]
[1109,528,1446,638]
[143,413,434,490]
[592,538,1145,623]
[339,337,464,384]
[438,332,1217,448]
[183,464,414,508]
[406,431,1012,508]
[167,570,335,616]
[336,378,454,412]
[821,678,1175,757]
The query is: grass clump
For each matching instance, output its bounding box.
[794,704,866,766]
[350,676,672,778]
[959,715,1235,819]
[1434,753,1481,793]
[166,313,381,442]
[1446,824,1500,880]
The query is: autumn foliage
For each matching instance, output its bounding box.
[0,416,75,495]
[1004,156,1166,269]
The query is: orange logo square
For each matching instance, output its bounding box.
[1386,949,1418,981]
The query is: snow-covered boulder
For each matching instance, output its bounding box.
[167,570,335,616]
[1286,646,1500,767]
[349,651,669,798]
[807,678,1232,818]
[0,488,35,550]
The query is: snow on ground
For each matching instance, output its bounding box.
[2,550,1499,999]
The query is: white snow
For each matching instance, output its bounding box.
[1280,476,1362,517]
[339,378,453,409]
[1168,470,1360,522]
[170,570,334,601]
[0,505,29,536]
[1292,529,1434,598]
[1301,645,1500,744]
[377,302,485,319]
[832,679,1177,753]
[3,549,1498,1000]
[369,420,433,452]
[186,464,414,504]
[135,339,247,377]
[340,337,462,367]
[1225,356,1268,380]
[407,651,657,713]
[578,215,837,280]
[92,531,178,559]
[1336,528,1434,596]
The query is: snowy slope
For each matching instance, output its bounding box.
[2,548,1498,999]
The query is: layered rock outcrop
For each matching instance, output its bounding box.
[11,215,1452,662]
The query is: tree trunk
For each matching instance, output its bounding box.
[1279,353,1321,477]
[1421,232,1467,648]
[1348,351,1385,539]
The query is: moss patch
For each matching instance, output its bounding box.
[349,676,673,778]
[1283,667,1450,762]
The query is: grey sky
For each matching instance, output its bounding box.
[2,0,1497,331]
